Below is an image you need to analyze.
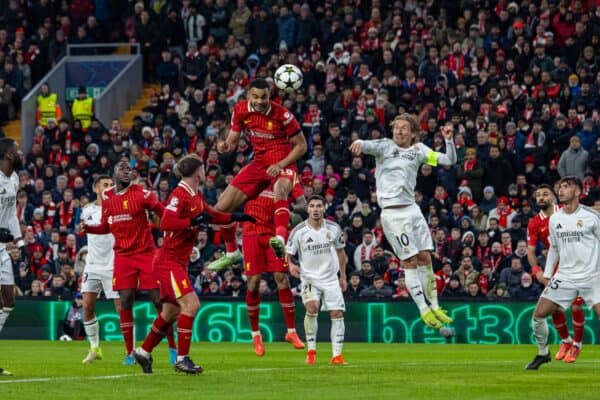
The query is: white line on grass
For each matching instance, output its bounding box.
[0,372,167,385]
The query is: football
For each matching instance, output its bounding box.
[274,64,303,91]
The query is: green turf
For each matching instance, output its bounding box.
[1,340,599,399]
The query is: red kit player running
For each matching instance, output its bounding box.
[82,160,176,365]
[528,184,585,363]
[209,78,307,270]
[242,182,306,356]
[133,155,254,374]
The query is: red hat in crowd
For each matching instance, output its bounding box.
[524,155,535,165]
[497,196,509,206]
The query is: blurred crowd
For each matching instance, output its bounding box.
[5,0,600,302]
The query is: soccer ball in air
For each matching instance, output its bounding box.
[274,64,303,92]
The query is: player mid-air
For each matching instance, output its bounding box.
[286,195,347,365]
[527,184,585,363]
[208,78,307,270]
[349,114,455,329]
[0,138,27,340]
[82,160,176,365]
[240,181,306,356]
[133,154,254,374]
[80,175,121,364]
[526,177,600,370]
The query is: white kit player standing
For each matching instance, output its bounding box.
[526,176,600,370]
[80,175,121,364]
[349,114,456,329]
[0,139,27,341]
[286,195,348,365]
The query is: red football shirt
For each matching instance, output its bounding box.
[230,100,301,165]
[85,184,164,256]
[242,182,304,235]
[159,181,232,267]
[527,206,560,249]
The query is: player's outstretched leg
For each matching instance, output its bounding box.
[329,311,346,365]
[552,309,572,360]
[416,253,452,324]
[174,293,203,374]
[134,313,173,373]
[207,224,243,271]
[246,287,264,356]
[404,265,440,329]
[82,292,103,364]
[270,179,293,258]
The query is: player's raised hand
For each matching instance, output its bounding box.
[0,228,14,243]
[217,140,232,153]
[349,141,363,156]
[288,262,300,278]
[441,123,454,141]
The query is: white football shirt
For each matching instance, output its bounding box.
[286,220,345,282]
[357,139,456,208]
[81,203,115,271]
[0,170,20,250]
[545,205,600,283]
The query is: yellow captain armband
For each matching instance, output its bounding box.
[426,149,439,166]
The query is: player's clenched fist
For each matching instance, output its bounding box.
[217,140,233,153]
[349,141,363,156]
[441,123,454,140]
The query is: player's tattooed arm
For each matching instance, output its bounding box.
[218,130,241,153]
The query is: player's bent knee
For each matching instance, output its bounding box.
[330,310,343,319]
[403,256,418,269]
[417,251,432,265]
[274,273,289,288]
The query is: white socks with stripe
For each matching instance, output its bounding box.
[404,269,429,314]
[417,264,439,310]
[84,317,100,348]
[330,318,345,357]
[304,313,318,351]
[533,317,549,356]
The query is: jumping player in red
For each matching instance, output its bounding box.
[209,78,307,270]
[133,155,254,374]
[82,160,176,365]
[528,184,585,363]
[243,182,306,356]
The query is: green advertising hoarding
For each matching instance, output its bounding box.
[3,300,599,344]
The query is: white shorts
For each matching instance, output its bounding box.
[540,276,600,310]
[381,204,433,261]
[301,278,345,312]
[0,249,14,285]
[81,268,119,299]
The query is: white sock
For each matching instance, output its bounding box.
[251,330,261,338]
[177,355,187,362]
[0,307,13,333]
[404,269,430,314]
[304,313,318,351]
[562,336,573,344]
[84,317,100,348]
[226,250,238,257]
[573,342,582,348]
[137,347,150,358]
[330,318,345,357]
[417,264,439,310]
[532,317,549,356]
[287,328,296,334]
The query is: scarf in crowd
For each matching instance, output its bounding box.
[463,159,476,172]
[497,207,512,228]
[59,201,74,227]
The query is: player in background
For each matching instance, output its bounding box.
[208,78,307,270]
[80,175,121,364]
[286,195,347,365]
[0,138,28,337]
[133,154,255,374]
[241,182,306,356]
[527,184,585,363]
[82,160,176,365]
[349,114,455,329]
[526,176,600,370]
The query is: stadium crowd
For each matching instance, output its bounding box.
[3,0,600,302]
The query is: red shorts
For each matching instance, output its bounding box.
[572,296,584,306]
[154,257,194,305]
[242,233,288,275]
[113,252,158,291]
[231,160,297,199]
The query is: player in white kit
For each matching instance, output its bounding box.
[0,138,27,342]
[81,175,121,364]
[349,114,456,329]
[286,195,347,365]
[526,176,600,370]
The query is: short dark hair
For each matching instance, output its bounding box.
[535,184,554,194]
[0,138,15,159]
[248,78,269,91]
[307,195,325,205]
[174,154,203,178]
[558,176,583,191]
[93,175,111,187]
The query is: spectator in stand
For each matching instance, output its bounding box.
[345,272,364,299]
[558,135,589,180]
[483,145,514,197]
[454,256,480,289]
[498,257,526,296]
[359,275,393,299]
[513,273,542,301]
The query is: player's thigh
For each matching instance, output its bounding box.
[81,271,103,296]
[317,280,345,312]
[578,277,600,310]
[216,182,250,212]
[132,252,159,291]
[242,234,268,276]
[540,277,578,311]
[272,167,296,197]
[0,250,14,286]
[113,255,139,291]
[228,162,270,201]
[301,279,321,307]
[380,208,419,261]
[411,209,434,252]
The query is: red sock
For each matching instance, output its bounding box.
[551,309,570,340]
[572,308,585,343]
[141,315,171,353]
[119,309,135,355]
[246,290,260,332]
[177,313,194,357]
[166,325,176,348]
[274,200,290,240]
[278,288,296,331]
[221,223,238,253]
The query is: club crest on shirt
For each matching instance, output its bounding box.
[577,219,584,228]
[325,231,333,241]
[267,121,273,130]
[122,200,128,210]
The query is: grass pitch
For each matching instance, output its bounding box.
[1,340,600,400]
